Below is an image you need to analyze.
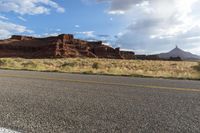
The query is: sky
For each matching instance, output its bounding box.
[0,0,200,55]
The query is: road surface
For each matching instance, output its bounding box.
[0,69,199,133]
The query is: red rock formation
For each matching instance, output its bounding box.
[93,45,122,59]
[135,55,147,60]
[0,34,135,59]
[120,51,135,59]
[146,55,160,60]
[135,54,161,60]
[11,35,34,41]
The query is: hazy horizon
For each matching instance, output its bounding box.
[0,0,200,55]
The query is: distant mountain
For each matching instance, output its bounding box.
[158,46,200,60]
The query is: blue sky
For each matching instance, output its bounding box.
[0,0,200,55]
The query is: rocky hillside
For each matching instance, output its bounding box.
[0,34,135,59]
[158,46,200,60]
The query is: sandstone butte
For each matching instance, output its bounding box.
[0,34,135,59]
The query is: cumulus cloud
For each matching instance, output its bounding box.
[0,0,64,39]
[75,31,95,37]
[0,20,32,39]
[97,0,200,54]
[0,15,8,20]
[97,0,141,14]
[0,0,65,15]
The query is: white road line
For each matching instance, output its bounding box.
[0,128,20,133]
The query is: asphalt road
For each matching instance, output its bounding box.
[0,70,199,133]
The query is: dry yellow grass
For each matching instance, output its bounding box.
[0,58,199,80]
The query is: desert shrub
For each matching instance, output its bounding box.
[61,62,76,67]
[92,62,99,69]
[193,62,200,72]
[0,60,5,66]
[43,61,54,66]
[21,61,37,68]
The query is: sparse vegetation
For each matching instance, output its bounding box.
[92,62,100,69]
[193,62,200,72]
[0,58,199,80]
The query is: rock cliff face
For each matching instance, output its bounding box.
[0,34,135,59]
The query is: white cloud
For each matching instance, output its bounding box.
[0,15,8,20]
[97,0,141,14]
[97,0,200,55]
[0,0,65,15]
[76,31,95,37]
[108,10,125,15]
[75,25,80,28]
[0,20,32,39]
[43,32,60,37]
[0,0,64,39]
[18,16,27,22]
